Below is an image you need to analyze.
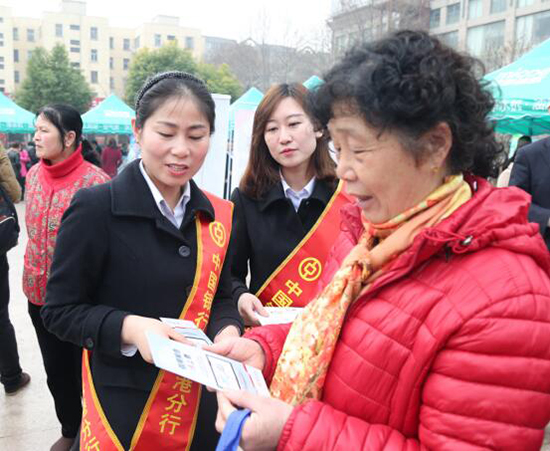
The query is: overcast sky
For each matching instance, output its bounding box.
[5,0,332,45]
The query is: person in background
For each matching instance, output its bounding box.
[101,137,122,178]
[81,139,101,167]
[212,31,550,450]
[91,139,102,156]
[18,145,31,195]
[24,104,109,451]
[7,142,22,190]
[42,72,243,451]
[230,83,351,326]
[27,141,39,166]
[496,135,531,187]
[0,145,30,396]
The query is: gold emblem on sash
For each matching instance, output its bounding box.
[298,257,322,282]
[209,221,226,248]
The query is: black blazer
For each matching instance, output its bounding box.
[42,160,242,450]
[230,179,337,303]
[509,137,550,250]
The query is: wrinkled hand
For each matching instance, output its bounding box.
[238,293,269,326]
[216,390,293,451]
[214,325,241,344]
[205,337,266,371]
[121,315,191,363]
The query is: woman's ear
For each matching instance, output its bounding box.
[131,119,141,144]
[423,122,452,169]
[314,130,324,139]
[64,131,77,149]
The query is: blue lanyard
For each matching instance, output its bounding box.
[215,408,252,451]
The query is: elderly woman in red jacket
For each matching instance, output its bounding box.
[210,30,550,450]
[24,104,109,451]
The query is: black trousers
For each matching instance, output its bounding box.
[28,301,82,438]
[0,254,23,388]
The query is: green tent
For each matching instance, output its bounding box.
[0,92,35,133]
[485,37,550,135]
[228,87,263,132]
[82,94,135,135]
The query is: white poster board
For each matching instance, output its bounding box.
[193,93,231,197]
[230,109,256,192]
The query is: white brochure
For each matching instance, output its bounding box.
[160,317,213,346]
[147,332,270,397]
[256,307,304,326]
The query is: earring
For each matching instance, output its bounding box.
[431,165,439,173]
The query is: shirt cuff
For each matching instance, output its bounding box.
[121,343,138,357]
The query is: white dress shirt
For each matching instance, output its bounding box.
[281,175,316,212]
[139,160,191,228]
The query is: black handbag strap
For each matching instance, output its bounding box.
[0,184,20,233]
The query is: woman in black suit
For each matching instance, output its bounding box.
[231,83,351,326]
[42,72,243,451]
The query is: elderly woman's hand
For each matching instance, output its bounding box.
[205,337,266,370]
[215,390,293,451]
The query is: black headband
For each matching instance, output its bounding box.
[134,71,206,111]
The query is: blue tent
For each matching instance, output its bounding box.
[82,94,135,134]
[228,87,263,132]
[0,92,35,133]
[303,75,323,90]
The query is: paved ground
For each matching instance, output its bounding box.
[1,202,549,450]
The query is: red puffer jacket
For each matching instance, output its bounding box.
[247,176,550,450]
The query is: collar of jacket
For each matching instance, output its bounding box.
[110,159,215,223]
[40,145,84,179]
[258,177,334,212]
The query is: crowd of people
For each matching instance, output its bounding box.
[1,30,550,451]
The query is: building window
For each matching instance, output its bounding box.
[91,49,98,62]
[134,36,140,49]
[70,24,80,31]
[70,47,80,53]
[27,29,35,42]
[123,58,129,70]
[185,36,194,50]
[13,49,19,63]
[13,28,18,41]
[90,26,98,40]
[0,17,3,23]
[167,35,176,41]
[439,31,459,48]
[109,37,114,49]
[0,80,5,85]
[516,10,550,45]
[71,62,80,68]
[56,24,63,37]
[109,57,113,69]
[467,21,505,56]
[14,71,19,83]
[28,50,33,60]
[490,0,507,13]
[91,71,98,84]
[517,0,535,6]
[155,34,161,47]
[110,77,114,89]
[446,3,460,24]
[429,9,441,28]
[123,38,130,51]
[70,39,80,46]
[468,0,483,19]
[0,57,4,70]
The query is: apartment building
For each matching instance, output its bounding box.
[0,0,205,98]
[328,0,550,69]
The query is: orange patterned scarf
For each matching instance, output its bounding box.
[270,174,472,405]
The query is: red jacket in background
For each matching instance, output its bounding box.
[23,147,109,305]
[101,146,122,178]
[247,176,550,451]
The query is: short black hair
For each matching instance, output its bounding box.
[309,30,504,178]
[134,71,216,134]
[36,104,82,149]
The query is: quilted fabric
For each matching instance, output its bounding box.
[247,176,550,450]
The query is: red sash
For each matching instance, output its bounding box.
[256,181,352,307]
[80,192,233,451]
